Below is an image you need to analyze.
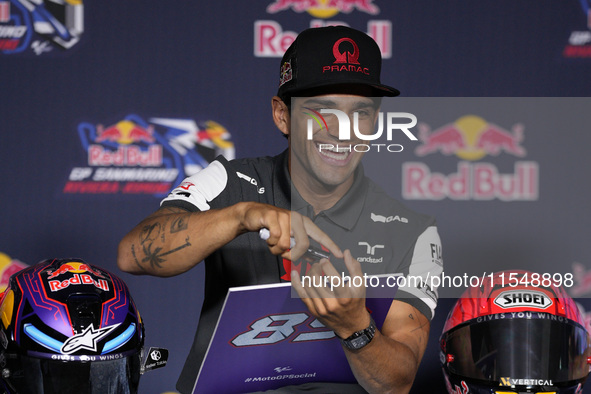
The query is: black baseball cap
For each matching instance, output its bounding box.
[277,25,400,101]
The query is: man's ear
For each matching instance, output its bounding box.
[272,96,290,137]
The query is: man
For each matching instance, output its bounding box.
[118,25,442,394]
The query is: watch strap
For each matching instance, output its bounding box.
[339,316,376,351]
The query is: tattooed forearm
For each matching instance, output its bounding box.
[131,209,193,272]
[141,237,192,270]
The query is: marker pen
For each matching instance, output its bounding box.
[258,228,330,261]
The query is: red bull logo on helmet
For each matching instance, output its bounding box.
[48,274,109,292]
[403,115,539,201]
[46,262,109,292]
[46,262,105,280]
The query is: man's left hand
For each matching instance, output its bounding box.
[291,249,370,339]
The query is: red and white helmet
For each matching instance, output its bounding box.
[440,270,591,394]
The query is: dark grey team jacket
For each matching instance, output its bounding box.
[160,150,443,394]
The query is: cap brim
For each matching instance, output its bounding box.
[370,83,400,97]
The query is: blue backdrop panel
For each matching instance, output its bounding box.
[1,1,591,393]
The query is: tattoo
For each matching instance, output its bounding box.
[136,212,192,271]
[170,214,190,234]
[140,223,161,244]
[141,236,192,270]
[409,308,429,333]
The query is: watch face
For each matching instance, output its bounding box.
[349,334,369,350]
[341,317,376,350]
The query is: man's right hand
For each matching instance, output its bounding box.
[239,202,343,261]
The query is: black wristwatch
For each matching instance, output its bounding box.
[339,316,376,350]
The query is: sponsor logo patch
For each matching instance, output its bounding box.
[493,290,553,310]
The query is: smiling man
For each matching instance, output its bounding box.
[118,26,443,394]
[287,95,379,195]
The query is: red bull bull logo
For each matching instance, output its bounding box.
[415,115,525,161]
[266,0,379,18]
[404,115,539,201]
[47,262,105,279]
[96,120,155,144]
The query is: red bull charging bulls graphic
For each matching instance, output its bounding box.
[62,114,235,197]
[266,0,380,17]
[403,115,539,201]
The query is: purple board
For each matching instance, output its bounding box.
[194,280,397,393]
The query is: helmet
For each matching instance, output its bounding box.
[440,270,591,394]
[0,258,144,394]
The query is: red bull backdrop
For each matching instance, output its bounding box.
[1,1,591,393]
